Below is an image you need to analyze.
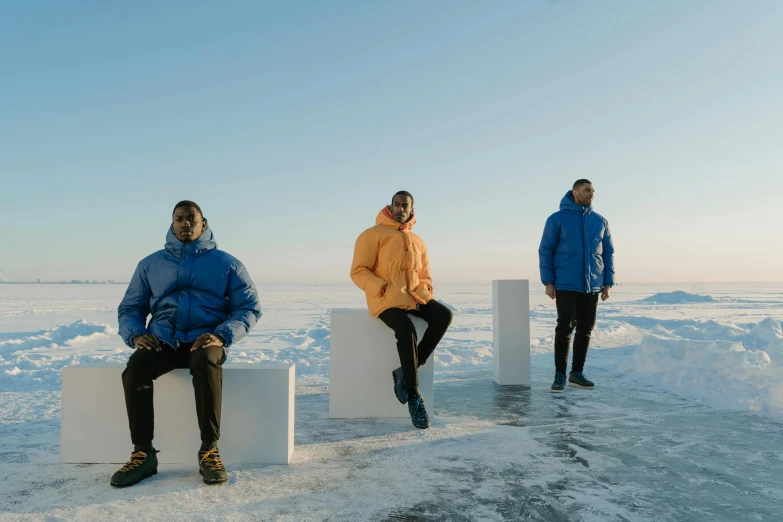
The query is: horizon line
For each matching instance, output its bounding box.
[2,280,783,285]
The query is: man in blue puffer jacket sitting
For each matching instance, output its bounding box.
[539,180,615,393]
[111,200,261,488]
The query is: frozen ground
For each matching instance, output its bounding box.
[1,282,782,521]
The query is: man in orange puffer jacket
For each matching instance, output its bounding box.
[350,191,453,429]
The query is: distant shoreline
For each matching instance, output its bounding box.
[1,281,782,286]
[0,282,128,285]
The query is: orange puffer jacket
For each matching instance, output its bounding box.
[350,207,434,317]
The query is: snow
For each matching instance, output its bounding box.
[638,291,716,304]
[621,331,780,411]
[619,316,783,412]
[1,282,783,520]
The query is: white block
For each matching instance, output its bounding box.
[61,363,295,464]
[329,309,434,418]
[493,280,531,386]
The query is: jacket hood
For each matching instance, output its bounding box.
[559,191,592,213]
[165,224,217,258]
[376,206,417,231]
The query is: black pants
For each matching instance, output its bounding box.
[122,342,224,446]
[379,300,453,398]
[554,290,599,375]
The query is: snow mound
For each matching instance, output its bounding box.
[746,318,783,357]
[660,317,783,358]
[674,320,748,341]
[621,328,783,412]
[639,291,715,304]
[0,320,121,390]
[0,320,116,354]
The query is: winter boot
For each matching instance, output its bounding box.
[550,372,567,393]
[568,371,595,389]
[199,446,228,485]
[408,395,430,429]
[392,367,409,404]
[110,448,158,487]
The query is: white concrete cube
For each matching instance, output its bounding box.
[493,280,531,386]
[61,363,295,464]
[329,309,434,418]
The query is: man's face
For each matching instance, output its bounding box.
[172,206,205,243]
[572,183,595,207]
[391,195,413,223]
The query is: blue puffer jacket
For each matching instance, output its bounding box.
[118,225,261,355]
[538,191,615,293]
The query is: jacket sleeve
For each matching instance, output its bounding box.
[418,244,433,294]
[602,221,615,287]
[350,230,387,297]
[118,262,152,348]
[538,215,559,286]
[213,261,262,351]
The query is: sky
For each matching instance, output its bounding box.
[1,0,781,284]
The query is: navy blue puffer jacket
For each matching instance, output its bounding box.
[118,225,261,354]
[538,191,615,293]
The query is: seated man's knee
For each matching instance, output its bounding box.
[126,348,158,371]
[123,349,157,385]
[190,345,224,369]
[429,302,453,329]
[393,321,417,342]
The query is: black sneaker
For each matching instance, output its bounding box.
[550,372,567,393]
[408,395,430,429]
[568,371,595,389]
[110,449,158,487]
[392,367,409,404]
[199,447,228,484]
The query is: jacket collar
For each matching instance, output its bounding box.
[164,224,217,258]
[376,206,417,231]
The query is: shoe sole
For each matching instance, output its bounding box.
[199,469,228,485]
[392,370,407,404]
[567,382,594,389]
[110,468,157,488]
[412,422,430,429]
[550,388,565,393]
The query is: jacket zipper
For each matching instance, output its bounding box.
[582,210,588,293]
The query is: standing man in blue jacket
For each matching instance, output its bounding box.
[539,180,615,393]
[112,201,261,487]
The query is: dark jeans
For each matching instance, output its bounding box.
[554,290,599,375]
[122,342,224,446]
[378,300,453,398]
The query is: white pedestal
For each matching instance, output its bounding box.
[329,309,434,418]
[61,363,295,464]
[493,280,531,386]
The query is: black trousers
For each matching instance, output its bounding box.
[122,342,224,446]
[554,290,599,375]
[379,300,453,398]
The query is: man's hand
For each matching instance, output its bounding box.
[601,286,611,301]
[133,334,161,351]
[191,333,225,352]
[545,284,556,300]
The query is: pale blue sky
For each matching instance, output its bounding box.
[1,0,781,284]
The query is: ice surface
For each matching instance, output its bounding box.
[0,282,782,520]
